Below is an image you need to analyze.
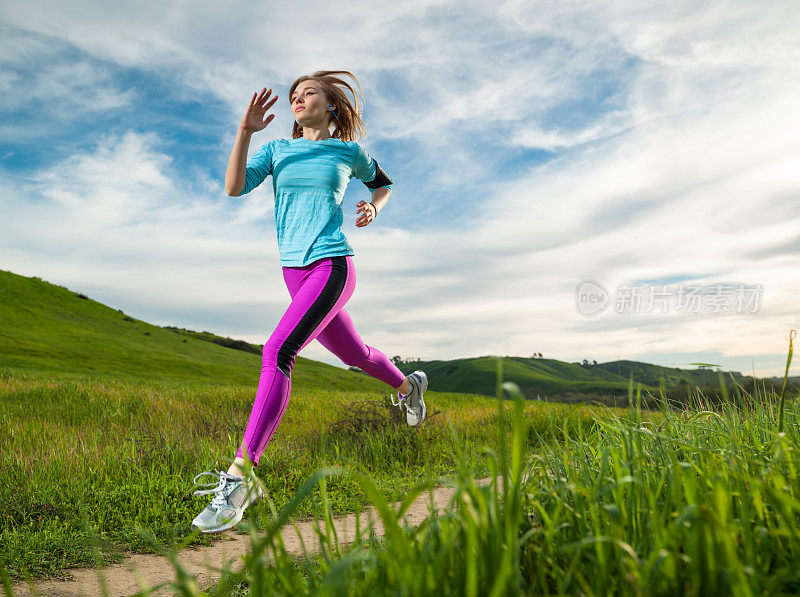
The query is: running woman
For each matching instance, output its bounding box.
[191,70,428,534]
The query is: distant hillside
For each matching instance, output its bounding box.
[397,356,744,401]
[0,268,751,402]
[591,360,743,388]
[0,268,383,392]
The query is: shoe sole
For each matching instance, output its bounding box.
[407,371,428,427]
[193,486,264,534]
[408,400,426,427]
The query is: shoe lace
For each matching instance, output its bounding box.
[393,376,422,411]
[390,393,408,412]
[193,470,243,508]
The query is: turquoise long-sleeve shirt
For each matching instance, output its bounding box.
[235,137,392,267]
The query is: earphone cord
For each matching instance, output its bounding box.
[329,105,341,124]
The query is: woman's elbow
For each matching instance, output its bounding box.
[226,184,244,197]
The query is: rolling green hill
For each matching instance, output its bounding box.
[397,355,744,400]
[0,267,745,400]
[591,359,742,388]
[0,268,384,392]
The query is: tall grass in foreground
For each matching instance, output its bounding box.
[140,342,800,596]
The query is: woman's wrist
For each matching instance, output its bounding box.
[369,202,378,218]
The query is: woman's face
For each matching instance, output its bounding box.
[291,80,331,127]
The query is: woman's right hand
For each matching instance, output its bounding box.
[240,87,279,133]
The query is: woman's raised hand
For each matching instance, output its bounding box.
[240,87,279,133]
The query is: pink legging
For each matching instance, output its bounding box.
[236,255,407,464]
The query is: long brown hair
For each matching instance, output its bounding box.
[288,70,368,142]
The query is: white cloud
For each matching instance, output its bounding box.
[0,25,134,119]
[2,0,800,377]
[1,131,283,318]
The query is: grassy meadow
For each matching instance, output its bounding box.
[6,358,800,595]
[0,366,599,585]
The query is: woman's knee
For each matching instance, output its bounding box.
[339,344,371,368]
[262,339,297,377]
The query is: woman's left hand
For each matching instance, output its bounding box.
[355,200,377,227]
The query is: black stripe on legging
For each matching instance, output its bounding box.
[276,256,348,378]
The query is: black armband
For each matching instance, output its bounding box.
[363,160,393,190]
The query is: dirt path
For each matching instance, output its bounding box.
[12,478,494,597]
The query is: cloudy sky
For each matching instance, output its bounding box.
[1,0,798,377]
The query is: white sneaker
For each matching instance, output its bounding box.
[396,371,427,427]
[191,470,263,534]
